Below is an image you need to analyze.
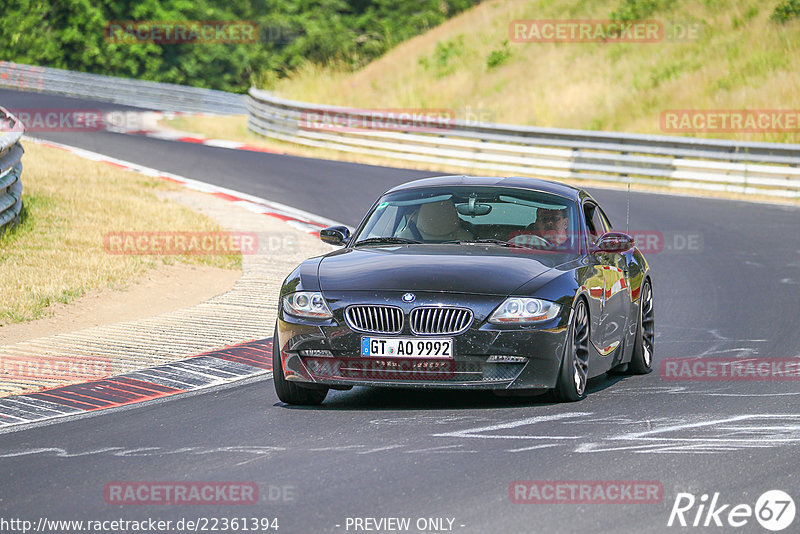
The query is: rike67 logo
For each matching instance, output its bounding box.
[668,490,795,531]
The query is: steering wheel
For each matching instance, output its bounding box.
[509,233,553,248]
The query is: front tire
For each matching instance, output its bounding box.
[628,279,654,374]
[272,324,328,405]
[553,299,589,402]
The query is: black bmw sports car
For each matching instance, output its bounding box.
[273,176,654,404]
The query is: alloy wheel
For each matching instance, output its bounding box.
[572,301,590,396]
[641,281,654,367]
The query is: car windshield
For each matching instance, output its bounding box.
[353,186,581,251]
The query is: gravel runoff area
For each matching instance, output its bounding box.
[0,188,333,397]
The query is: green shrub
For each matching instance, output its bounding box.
[486,40,511,69]
[420,35,465,77]
[770,0,800,22]
[611,0,676,21]
[0,0,481,92]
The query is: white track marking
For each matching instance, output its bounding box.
[432,412,590,439]
[405,444,477,454]
[506,444,561,452]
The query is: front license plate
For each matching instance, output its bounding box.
[361,337,453,358]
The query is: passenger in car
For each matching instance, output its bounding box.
[398,200,474,242]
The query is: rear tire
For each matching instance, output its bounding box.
[553,300,589,402]
[272,324,328,405]
[628,279,654,375]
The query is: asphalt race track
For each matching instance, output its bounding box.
[2,88,800,533]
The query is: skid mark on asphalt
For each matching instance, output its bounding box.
[420,411,800,454]
[0,445,288,459]
[405,444,478,454]
[506,444,560,452]
[0,339,273,431]
[576,414,800,454]
[356,444,405,455]
[4,414,800,458]
[607,384,800,397]
[605,384,800,397]
[369,415,492,426]
[431,412,590,440]
[431,412,800,454]
[656,325,768,359]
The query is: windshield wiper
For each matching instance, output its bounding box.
[441,238,513,247]
[353,237,422,247]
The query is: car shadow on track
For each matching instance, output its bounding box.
[275,373,633,411]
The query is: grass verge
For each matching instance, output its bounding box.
[0,141,240,325]
[269,0,800,144]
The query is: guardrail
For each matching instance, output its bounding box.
[0,107,24,234]
[248,88,800,198]
[0,61,246,115]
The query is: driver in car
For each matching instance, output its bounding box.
[525,207,570,247]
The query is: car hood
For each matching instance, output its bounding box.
[317,244,576,296]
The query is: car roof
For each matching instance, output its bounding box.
[385,175,585,202]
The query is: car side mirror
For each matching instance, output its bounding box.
[594,232,635,253]
[320,225,350,246]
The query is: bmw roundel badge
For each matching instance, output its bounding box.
[402,293,416,303]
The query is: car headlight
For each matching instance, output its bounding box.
[488,297,561,324]
[282,291,332,319]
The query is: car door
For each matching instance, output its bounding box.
[597,206,639,352]
[584,202,628,358]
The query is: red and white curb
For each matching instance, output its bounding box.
[0,138,344,430]
[128,129,283,154]
[106,110,284,154]
[0,339,273,431]
[25,136,345,235]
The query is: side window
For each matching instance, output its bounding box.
[598,207,613,231]
[584,203,608,242]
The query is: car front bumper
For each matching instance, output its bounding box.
[276,291,571,390]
